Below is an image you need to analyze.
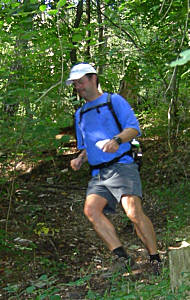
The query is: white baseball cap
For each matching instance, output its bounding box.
[66,63,97,85]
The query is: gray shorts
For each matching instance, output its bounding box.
[86,162,142,213]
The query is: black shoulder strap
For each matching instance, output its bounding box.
[79,102,108,124]
[107,94,122,132]
[79,93,123,133]
[108,94,132,150]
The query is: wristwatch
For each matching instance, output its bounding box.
[112,136,122,145]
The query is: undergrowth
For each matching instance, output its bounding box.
[1,111,190,299]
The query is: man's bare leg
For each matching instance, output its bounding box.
[84,194,122,251]
[121,195,157,255]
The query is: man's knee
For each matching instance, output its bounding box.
[127,209,143,224]
[84,194,107,223]
[84,202,96,221]
[121,195,144,224]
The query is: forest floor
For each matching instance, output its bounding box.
[0,136,190,299]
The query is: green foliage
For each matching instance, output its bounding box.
[34,222,60,236]
[66,275,92,287]
[0,0,189,164]
[4,274,61,300]
[91,270,190,299]
[153,182,190,242]
[0,113,72,158]
[0,2,190,298]
[0,229,35,254]
[170,49,190,79]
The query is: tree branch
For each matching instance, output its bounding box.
[97,5,141,50]
[159,0,174,23]
[35,80,61,104]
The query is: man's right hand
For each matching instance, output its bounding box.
[70,157,83,171]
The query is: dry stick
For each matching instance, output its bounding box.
[159,0,167,15]
[159,0,174,23]
[48,237,60,259]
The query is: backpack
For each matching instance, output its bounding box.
[79,93,142,171]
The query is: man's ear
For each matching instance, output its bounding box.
[92,74,98,84]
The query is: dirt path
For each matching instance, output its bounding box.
[1,138,189,299]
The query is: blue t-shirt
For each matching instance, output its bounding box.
[75,92,141,175]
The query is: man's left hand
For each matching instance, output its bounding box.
[102,139,119,153]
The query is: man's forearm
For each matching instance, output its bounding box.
[115,128,138,144]
[102,128,139,153]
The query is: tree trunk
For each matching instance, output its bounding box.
[86,0,91,59]
[70,0,84,65]
[119,63,139,109]
[169,243,190,292]
[69,0,84,110]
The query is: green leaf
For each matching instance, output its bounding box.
[181,49,190,60]
[66,4,75,8]
[39,5,46,12]
[57,0,67,9]
[170,58,188,67]
[39,274,48,281]
[36,294,47,300]
[170,49,190,67]
[11,2,20,8]
[66,275,91,286]
[50,296,61,300]
[152,5,159,11]
[26,286,36,293]
[72,34,83,42]
[48,9,58,15]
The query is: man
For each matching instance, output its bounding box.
[67,63,161,275]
